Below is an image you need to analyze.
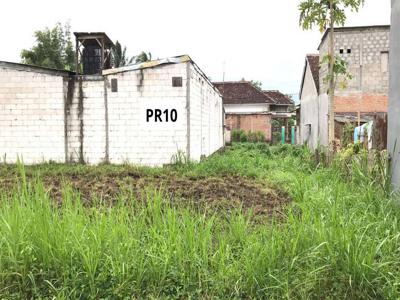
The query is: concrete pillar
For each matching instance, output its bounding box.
[389,0,400,190]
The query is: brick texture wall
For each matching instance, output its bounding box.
[226,114,272,141]
[66,76,107,164]
[0,61,223,166]
[189,64,224,160]
[105,63,188,166]
[334,93,388,113]
[0,67,66,163]
[319,27,389,114]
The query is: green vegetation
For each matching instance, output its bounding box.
[0,144,398,299]
[21,22,75,71]
[111,41,134,67]
[231,129,266,143]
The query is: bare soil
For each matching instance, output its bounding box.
[0,170,291,218]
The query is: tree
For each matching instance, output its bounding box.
[250,80,263,89]
[135,51,152,63]
[112,41,134,67]
[21,22,75,71]
[299,0,364,147]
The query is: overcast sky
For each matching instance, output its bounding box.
[0,0,391,99]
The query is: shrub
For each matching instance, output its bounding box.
[239,131,248,142]
[342,122,355,147]
[232,130,265,143]
[255,131,266,142]
[247,131,257,143]
[231,129,245,142]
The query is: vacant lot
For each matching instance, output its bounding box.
[0,144,398,299]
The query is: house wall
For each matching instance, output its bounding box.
[0,60,223,166]
[300,61,319,149]
[319,27,389,114]
[66,76,107,164]
[318,94,329,146]
[0,65,67,163]
[224,103,269,114]
[104,63,188,166]
[389,0,400,190]
[226,114,272,141]
[189,64,223,161]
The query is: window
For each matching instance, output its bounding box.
[111,78,118,92]
[172,77,183,87]
[347,48,352,54]
[381,51,389,73]
[340,48,344,54]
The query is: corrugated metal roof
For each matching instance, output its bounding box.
[0,61,74,76]
[102,55,191,75]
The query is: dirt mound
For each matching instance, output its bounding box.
[1,172,291,217]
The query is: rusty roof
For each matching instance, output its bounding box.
[103,55,191,75]
[307,55,320,94]
[0,60,74,76]
[103,55,221,96]
[299,54,320,98]
[74,32,114,48]
[213,81,275,105]
[263,90,294,106]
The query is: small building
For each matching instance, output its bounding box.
[264,90,295,117]
[0,33,224,165]
[263,90,295,143]
[213,81,275,141]
[299,25,390,149]
[389,2,400,190]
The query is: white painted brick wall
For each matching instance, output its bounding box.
[106,63,188,166]
[0,60,223,166]
[0,67,65,163]
[189,64,223,161]
[66,77,107,164]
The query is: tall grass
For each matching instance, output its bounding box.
[0,144,399,299]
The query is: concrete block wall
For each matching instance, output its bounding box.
[105,63,188,166]
[300,59,320,149]
[189,63,223,160]
[389,0,400,190]
[0,66,66,163]
[0,59,224,166]
[319,27,390,113]
[66,76,107,164]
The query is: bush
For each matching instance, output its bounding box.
[232,130,266,143]
[239,131,248,142]
[255,131,265,142]
[231,129,245,142]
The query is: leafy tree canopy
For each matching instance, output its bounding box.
[112,41,134,68]
[135,51,152,63]
[299,0,365,32]
[21,22,74,71]
[250,80,263,89]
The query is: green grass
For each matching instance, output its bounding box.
[0,144,399,299]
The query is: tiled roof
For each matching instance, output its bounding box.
[263,90,294,106]
[213,81,274,104]
[307,55,320,94]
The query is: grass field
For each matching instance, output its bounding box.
[0,144,398,299]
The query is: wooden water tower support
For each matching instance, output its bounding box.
[74,32,114,75]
